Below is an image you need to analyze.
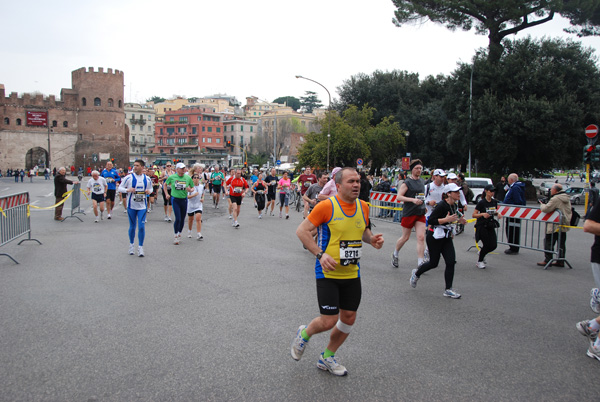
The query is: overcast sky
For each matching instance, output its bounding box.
[2,0,600,107]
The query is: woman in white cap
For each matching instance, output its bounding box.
[409,183,467,298]
[472,184,502,269]
[164,162,194,244]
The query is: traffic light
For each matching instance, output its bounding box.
[584,145,600,164]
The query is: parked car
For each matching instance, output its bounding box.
[566,187,585,205]
[464,177,493,204]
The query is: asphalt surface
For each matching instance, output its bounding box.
[0,177,598,401]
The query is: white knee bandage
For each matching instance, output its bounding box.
[336,319,353,334]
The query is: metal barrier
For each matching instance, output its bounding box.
[62,183,85,222]
[369,191,403,223]
[496,203,571,269]
[0,192,42,264]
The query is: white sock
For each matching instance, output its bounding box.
[418,258,424,265]
[595,337,600,347]
[393,250,398,257]
[589,319,600,331]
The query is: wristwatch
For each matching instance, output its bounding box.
[316,252,323,260]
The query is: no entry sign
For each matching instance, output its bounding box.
[586,124,598,139]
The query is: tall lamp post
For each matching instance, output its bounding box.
[295,75,331,173]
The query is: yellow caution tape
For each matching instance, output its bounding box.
[29,190,73,210]
[0,206,5,218]
[367,202,403,211]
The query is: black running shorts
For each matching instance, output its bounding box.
[316,277,362,315]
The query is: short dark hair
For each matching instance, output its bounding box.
[335,167,356,184]
[134,159,145,167]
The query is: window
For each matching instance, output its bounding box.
[52,120,57,127]
[148,126,151,132]
[192,127,197,134]
[3,117,9,125]
[240,136,244,144]
[216,127,221,133]
[94,97,101,106]
[118,100,122,108]
[216,138,221,143]
[250,126,253,132]
[230,135,234,142]
[159,139,163,146]
[207,138,212,143]
[207,127,212,133]
[108,98,113,107]
[82,97,87,106]
[148,115,152,121]
[241,125,244,132]
[197,116,201,121]
[178,127,186,134]
[132,125,136,131]
[160,128,163,135]
[63,121,68,127]
[16,118,22,126]
[253,112,256,116]
[179,117,188,123]
[169,117,174,122]
[167,138,174,145]
[202,138,206,143]
[178,138,186,144]
[132,136,136,142]
[202,127,205,132]
[167,127,174,135]
[132,114,135,119]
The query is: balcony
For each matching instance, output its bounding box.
[130,118,147,125]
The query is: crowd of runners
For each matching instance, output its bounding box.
[57,159,600,375]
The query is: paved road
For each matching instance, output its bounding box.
[0,178,598,401]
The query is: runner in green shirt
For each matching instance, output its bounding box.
[210,166,226,209]
[164,163,194,244]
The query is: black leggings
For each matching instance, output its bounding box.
[416,232,456,289]
[477,226,497,262]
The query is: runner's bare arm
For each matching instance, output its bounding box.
[296,218,336,271]
[362,229,384,249]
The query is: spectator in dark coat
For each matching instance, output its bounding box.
[54,167,78,221]
[503,173,526,254]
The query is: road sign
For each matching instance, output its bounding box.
[401,157,410,171]
[276,160,281,166]
[586,124,599,139]
[357,158,363,165]
[92,153,98,162]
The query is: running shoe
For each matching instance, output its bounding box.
[197,233,203,241]
[290,325,308,361]
[587,343,600,362]
[279,212,282,218]
[443,289,461,299]
[168,216,172,222]
[576,320,599,342]
[138,246,144,257]
[188,230,192,238]
[229,215,232,219]
[128,244,135,255]
[95,217,99,223]
[410,269,419,288]
[174,236,179,245]
[164,216,169,221]
[234,221,240,228]
[123,209,127,214]
[391,252,399,268]
[286,214,289,220]
[107,214,111,220]
[591,288,600,314]
[259,214,262,219]
[216,205,219,209]
[476,261,486,269]
[317,354,348,376]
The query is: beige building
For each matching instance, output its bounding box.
[124,103,156,156]
[222,116,258,167]
[153,96,238,120]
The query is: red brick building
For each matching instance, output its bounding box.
[154,106,227,166]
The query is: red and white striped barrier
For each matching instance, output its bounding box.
[498,205,561,223]
[369,191,398,203]
[0,193,29,211]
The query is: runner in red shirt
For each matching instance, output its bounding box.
[226,169,249,228]
[299,167,317,219]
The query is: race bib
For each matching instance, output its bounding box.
[234,187,243,193]
[256,190,264,194]
[175,181,186,190]
[339,240,362,266]
[134,191,146,202]
[487,207,497,215]
[415,193,425,201]
[304,181,311,187]
[270,180,277,186]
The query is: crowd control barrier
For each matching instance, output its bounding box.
[0,192,42,264]
[62,183,85,222]
[496,204,570,269]
[368,191,403,223]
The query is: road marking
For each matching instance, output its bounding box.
[45,192,54,197]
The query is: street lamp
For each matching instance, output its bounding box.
[295,75,331,173]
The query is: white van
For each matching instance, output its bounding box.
[464,177,493,204]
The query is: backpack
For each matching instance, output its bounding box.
[570,208,580,227]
